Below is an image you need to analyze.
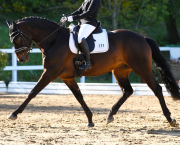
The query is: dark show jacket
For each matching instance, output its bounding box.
[70,0,101,27]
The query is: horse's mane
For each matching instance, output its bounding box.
[15,16,59,26]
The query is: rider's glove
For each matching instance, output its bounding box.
[60,16,67,23]
[67,16,73,22]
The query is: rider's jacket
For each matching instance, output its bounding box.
[70,0,101,27]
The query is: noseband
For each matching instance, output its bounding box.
[10,23,63,55]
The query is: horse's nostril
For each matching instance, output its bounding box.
[20,59,24,62]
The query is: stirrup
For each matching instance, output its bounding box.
[79,61,92,71]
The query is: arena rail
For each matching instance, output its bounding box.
[0,81,170,96]
[0,46,179,84]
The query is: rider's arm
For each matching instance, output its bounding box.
[70,5,82,16]
[72,0,101,20]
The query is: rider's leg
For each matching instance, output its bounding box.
[78,24,96,71]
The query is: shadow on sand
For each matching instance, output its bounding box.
[0,103,142,115]
[146,128,180,137]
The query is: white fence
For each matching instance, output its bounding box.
[0,81,170,96]
[160,46,180,59]
[1,47,179,96]
[0,47,43,82]
[0,46,180,83]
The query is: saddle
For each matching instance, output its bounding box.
[70,22,108,78]
[72,22,103,53]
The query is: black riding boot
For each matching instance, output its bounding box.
[79,38,92,71]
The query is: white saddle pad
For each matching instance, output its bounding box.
[69,25,109,54]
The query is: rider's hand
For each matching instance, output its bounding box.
[60,16,67,23]
[67,16,73,22]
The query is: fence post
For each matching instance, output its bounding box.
[112,73,116,83]
[80,76,85,83]
[12,47,17,82]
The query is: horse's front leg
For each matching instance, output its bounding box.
[8,70,54,120]
[63,79,94,127]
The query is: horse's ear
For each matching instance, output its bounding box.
[12,21,16,27]
[6,20,12,27]
[12,21,18,31]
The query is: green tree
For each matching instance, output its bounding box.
[107,0,122,30]
[164,0,180,44]
[0,0,58,23]
[0,51,8,82]
[106,0,180,44]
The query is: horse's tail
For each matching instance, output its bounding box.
[145,37,180,100]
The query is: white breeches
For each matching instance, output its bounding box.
[78,24,96,43]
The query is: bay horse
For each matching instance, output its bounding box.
[6,17,180,127]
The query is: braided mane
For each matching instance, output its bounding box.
[15,16,59,26]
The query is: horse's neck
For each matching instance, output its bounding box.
[26,22,68,46]
[31,24,69,52]
[33,24,59,42]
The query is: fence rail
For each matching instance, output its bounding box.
[0,81,170,96]
[1,47,43,82]
[0,47,115,83]
[0,46,179,83]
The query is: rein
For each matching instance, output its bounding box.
[12,22,65,54]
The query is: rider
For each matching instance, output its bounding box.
[61,0,101,71]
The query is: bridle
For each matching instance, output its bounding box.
[10,21,66,55]
[10,25,33,54]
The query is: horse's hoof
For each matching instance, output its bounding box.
[7,114,17,120]
[169,119,177,127]
[106,116,114,125]
[86,122,94,127]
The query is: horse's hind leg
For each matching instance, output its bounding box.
[63,79,94,127]
[107,67,133,124]
[131,65,176,126]
[138,73,176,126]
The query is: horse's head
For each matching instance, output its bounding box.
[6,20,32,63]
